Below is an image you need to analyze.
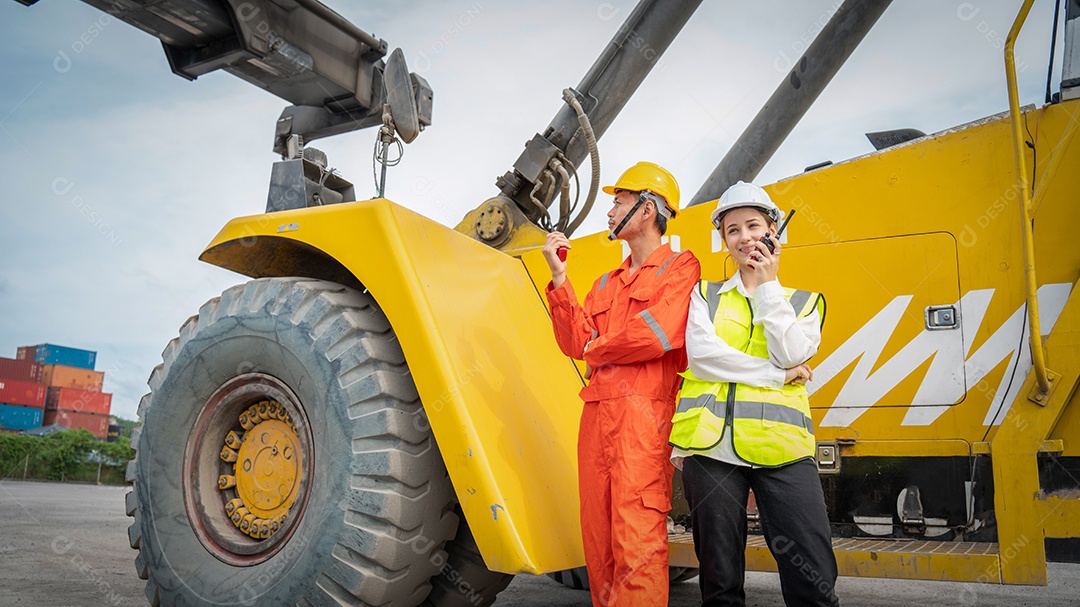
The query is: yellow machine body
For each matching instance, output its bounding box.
[203,97,1080,582]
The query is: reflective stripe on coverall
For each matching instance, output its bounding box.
[546,244,700,607]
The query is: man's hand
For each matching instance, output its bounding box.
[785,363,813,385]
[543,231,572,288]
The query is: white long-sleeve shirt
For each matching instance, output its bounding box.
[671,271,821,469]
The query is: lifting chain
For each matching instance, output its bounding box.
[373,103,404,198]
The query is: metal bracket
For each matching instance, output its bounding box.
[1040,439,1065,454]
[1027,368,1062,406]
[898,485,926,535]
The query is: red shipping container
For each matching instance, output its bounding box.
[44,409,108,440]
[16,346,36,361]
[46,388,112,415]
[0,357,42,383]
[0,379,46,408]
[40,365,104,392]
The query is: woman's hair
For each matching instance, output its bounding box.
[719,207,777,231]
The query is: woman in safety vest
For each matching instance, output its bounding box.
[670,181,838,606]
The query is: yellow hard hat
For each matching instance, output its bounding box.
[601,161,680,217]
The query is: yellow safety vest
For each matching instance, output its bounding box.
[669,279,825,467]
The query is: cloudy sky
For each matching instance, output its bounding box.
[0,0,1065,420]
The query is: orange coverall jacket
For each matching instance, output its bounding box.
[547,244,700,401]
[546,243,700,607]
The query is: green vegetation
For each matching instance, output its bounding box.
[0,429,134,485]
[113,416,138,439]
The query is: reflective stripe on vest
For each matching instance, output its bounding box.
[705,280,724,321]
[676,393,814,435]
[670,279,825,466]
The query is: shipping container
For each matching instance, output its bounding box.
[0,357,41,383]
[43,409,108,439]
[46,388,111,415]
[40,365,104,392]
[0,379,46,408]
[26,344,96,370]
[15,346,36,361]
[0,403,43,431]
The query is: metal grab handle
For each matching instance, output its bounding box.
[1004,0,1051,398]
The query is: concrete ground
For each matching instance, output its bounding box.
[0,479,1076,607]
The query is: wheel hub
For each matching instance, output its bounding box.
[217,402,302,539]
[184,373,313,566]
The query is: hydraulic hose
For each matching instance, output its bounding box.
[551,158,572,232]
[562,89,600,236]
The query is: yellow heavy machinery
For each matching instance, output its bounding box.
[16,0,1080,605]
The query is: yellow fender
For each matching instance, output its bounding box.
[201,200,585,574]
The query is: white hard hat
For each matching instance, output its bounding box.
[710,181,781,229]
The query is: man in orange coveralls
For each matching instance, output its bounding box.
[542,161,700,607]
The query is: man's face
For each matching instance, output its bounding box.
[607,190,650,238]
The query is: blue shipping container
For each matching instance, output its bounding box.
[0,403,44,431]
[29,344,97,370]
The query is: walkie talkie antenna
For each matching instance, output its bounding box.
[775,209,796,240]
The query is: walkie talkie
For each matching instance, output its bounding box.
[760,209,795,253]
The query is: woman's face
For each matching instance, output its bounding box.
[721,207,777,266]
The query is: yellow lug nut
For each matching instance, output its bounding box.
[232,507,249,525]
[238,410,255,430]
[240,513,256,533]
[218,475,237,489]
[220,446,238,463]
[225,431,243,449]
[226,499,244,515]
[257,401,269,420]
[267,401,279,419]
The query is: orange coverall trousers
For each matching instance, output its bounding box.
[546,244,700,606]
[579,393,674,606]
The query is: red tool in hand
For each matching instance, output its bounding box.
[557,246,568,262]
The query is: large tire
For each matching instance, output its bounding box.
[125,278,460,606]
[420,506,514,607]
[547,567,590,590]
[547,565,699,589]
[670,566,700,584]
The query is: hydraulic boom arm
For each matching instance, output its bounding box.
[17,0,431,154]
[455,0,701,250]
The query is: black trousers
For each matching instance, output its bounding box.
[682,456,839,607]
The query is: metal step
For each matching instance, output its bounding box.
[669,533,1002,583]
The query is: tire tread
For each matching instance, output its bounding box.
[126,277,460,607]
